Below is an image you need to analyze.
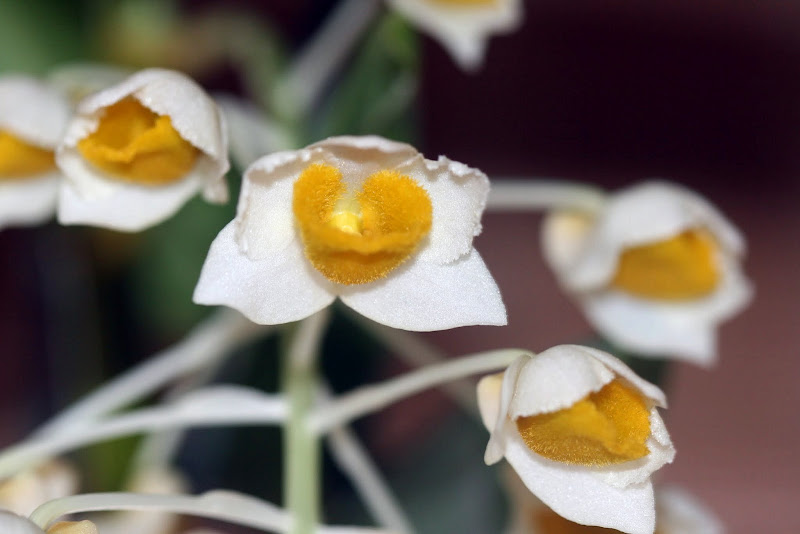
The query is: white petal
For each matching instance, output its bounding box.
[561,181,747,291]
[0,512,44,534]
[386,0,523,70]
[56,170,205,232]
[0,77,70,149]
[485,355,529,464]
[503,428,656,534]
[398,155,490,265]
[193,223,336,325]
[508,345,615,419]
[476,373,504,431]
[573,345,667,407]
[0,174,59,230]
[339,248,506,331]
[657,486,723,534]
[581,255,753,364]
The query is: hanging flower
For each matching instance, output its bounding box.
[386,0,523,70]
[0,460,77,517]
[477,345,675,534]
[0,76,71,230]
[0,511,95,534]
[541,181,752,366]
[504,468,723,534]
[194,135,506,331]
[56,68,229,232]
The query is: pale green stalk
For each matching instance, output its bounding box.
[283,310,331,534]
[487,179,607,213]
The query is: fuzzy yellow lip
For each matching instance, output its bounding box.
[77,96,199,185]
[610,230,720,300]
[515,378,651,466]
[292,163,433,285]
[0,130,56,178]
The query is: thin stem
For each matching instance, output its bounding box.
[278,0,381,119]
[348,312,478,417]
[283,310,331,534]
[35,310,268,437]
[29,491,390,534]
[487,179,607,213]
[309,349,529,435]
[322,387,413,534]
[0,387,287,479]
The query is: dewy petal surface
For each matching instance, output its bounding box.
[194,223,336,325]
[339,248,506,331]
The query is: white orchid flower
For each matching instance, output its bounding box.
[0,461,77,517]
[56,68,229,232]
[386,0,523,70]
[0,76,71,230]
[504,468,723,534]
[0,510,95,534]
[194,135,506,331]
[477,345,675,534]
[542,181,753,366]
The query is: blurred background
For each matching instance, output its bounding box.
[1,1,799,532]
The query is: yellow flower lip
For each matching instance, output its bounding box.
[77,96,200,185]
[0,130,56,178]
[610,229,720,300]
[293,163,433,285]
[515,378,651,467]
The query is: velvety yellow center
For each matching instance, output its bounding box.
[47,521,98,534]
[610,230,719,300]
[292,163,433,285]
[0,130,56,178]
[516,379,651,466]
[77,97,199,185]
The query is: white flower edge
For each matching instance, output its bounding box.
[541,181,753,364]
[386,0,523,70]
[0,77,71,229]
[194,135,506,330]
[505,473,724,534]
[477,345,675,534]
[56,68,229,232]
[0,511,46,534]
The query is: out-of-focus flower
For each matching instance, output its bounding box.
[194,135,506,331]
[0,461,77,517]
[0,76,70,230]
[0,510,96,534]
[386,0,522,70]
[505,469,723,534]
[56,68,229,232]
[477,345,675,534]
[542,181,752,366]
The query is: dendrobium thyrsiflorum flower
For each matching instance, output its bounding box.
[542,181,752,366]
[0,76,70,230]
[194,135,506,331]
[504,468,723,534]
[477,345,675,534]
[386,0,522,70]
[56,68,229,232]
[0,511,96,534]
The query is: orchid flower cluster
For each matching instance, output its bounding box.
[0,2,751,534]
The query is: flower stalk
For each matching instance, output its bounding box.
[487,179,606,213]
[283,310,330,534]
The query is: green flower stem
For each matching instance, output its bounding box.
[487,179,607,213]
[283,310,331,534]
